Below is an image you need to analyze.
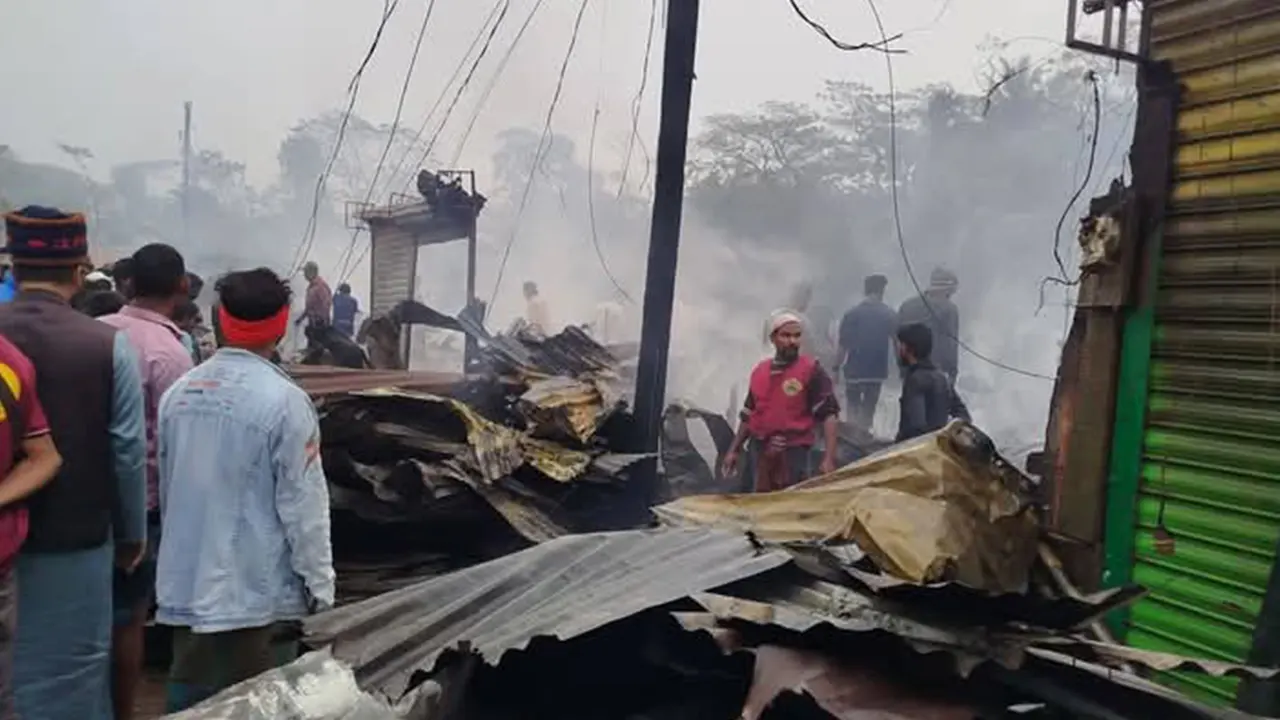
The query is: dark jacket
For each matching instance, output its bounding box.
[838,298,896,381]
[0,291,119,551]
[898,294,959,378]
[896,360,970,443]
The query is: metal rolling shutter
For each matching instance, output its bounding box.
[1129,0,1280,705]
[369,225,417,318]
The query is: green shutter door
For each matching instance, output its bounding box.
[1108,0,1280,706]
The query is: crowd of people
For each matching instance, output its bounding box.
[0,205,334,719]
[724,268,971,493]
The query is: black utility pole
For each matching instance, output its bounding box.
[181,101,193,250]
[628,0,701,518]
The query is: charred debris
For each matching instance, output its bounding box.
[172,393,1276,719]
[291,324,711,604]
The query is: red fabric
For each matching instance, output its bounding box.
[0,335,50,565]
[744,355,818,447]
[218,305,289,347]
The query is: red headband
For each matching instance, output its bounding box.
[218,305,289,348]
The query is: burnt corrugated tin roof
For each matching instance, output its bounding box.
[304,528,792,700]
[288,365,463,397]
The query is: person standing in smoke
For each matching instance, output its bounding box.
[898,267,960,382]
[156,268,333,711]
[894,322,970,443]
[331,283,360,338]
[523,281,551,335]
[838,274,896,429]
[723,312,840,492]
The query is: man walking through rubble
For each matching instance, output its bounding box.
[722,312,840,492]
[97,243,195,720]
[898,267,960,383]
[0,206,148,720]
[894,322,970,443]
[157,267,334,712]
[838,274,896,429]
[296,261,332,355]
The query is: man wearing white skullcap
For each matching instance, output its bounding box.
[722,311,840,492]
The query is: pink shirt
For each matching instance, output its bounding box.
[99,305,194,510]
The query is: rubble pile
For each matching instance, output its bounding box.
[306,327,651,604]
[176,422,1276,720]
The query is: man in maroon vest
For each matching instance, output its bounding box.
[0,206,147,720]
[723,312,840,492]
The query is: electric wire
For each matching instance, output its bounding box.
[1053,71,1102,281]
[790,0,904,54]
[451,0,548,165]
[335,0,438,281]
[286,0,400,277]
[487,0,591,310]
[1035,72,1102,314]
[396,0,515,194]
[1089,98,1137,197]
[586,2,634,303]
[861,0,1055,382]
[617,0,658,198]
[339,0,509,284]
[379,0,506,198]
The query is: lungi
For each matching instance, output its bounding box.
[0,563,16,720]
[743,439,815,493]
[13,542,113,720]
[165,623,299,712]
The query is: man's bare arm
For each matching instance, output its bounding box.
[0,433,61,508]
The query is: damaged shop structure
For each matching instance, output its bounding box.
[168,423,1275,719]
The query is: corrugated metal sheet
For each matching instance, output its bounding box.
[289,365,463,397]
[304,528,792,701]
[654,422,1040,594]
[369,223,416,318]
[1133,0,1280,704]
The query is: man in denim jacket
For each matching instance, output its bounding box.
[155,267,333,712]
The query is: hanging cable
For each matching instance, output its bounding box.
[1035,72,1102,315]
[487,0,591,310]
[860,0,1055,382]
[286,0,400,277]
[396,0,515,194]
[789,0,903,54]
[379,0,506,198]
[1089,97,1137,197]
[1052,71,1101,281]
[617,0,657,198]
[587,2,634,303]
[335,0,438,281]
[451,0,547,165]
[339,0,509,284]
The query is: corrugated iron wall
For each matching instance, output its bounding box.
[369,224,417,318]
[1109,0,1280,706]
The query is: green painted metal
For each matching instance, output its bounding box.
[1102,305,1156,599]
[1099,1,1280,707]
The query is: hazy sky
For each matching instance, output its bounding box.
[0,0,1070,185]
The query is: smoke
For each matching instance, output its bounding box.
[443,52,1135,452]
